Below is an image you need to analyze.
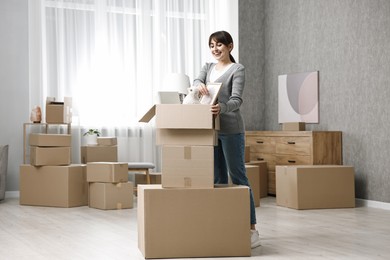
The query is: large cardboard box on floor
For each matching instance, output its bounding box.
[138,185,251,258]
[80,145,118,163]
[276,165,355,209]
[46,97,72,124]
[30,146,71,166]
[161,145,214,188]
[29,133,72,147]
[156,129,217,146]
[246,160,268,198]
[89,182,134,210]
[139,104,219,129]
[245,165,260,207]
[19,164,88,207]
[86,162,128,183]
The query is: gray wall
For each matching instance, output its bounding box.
[240,0,390,202]
[0,0,29,192]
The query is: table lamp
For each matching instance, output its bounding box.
[163,73,190,103]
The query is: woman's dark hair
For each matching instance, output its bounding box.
[208,31,236,63]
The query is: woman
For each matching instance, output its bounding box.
[193,30,261,249]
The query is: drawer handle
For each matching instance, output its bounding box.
[257,157,264,161]
[287,160,296,163]
[256,140,264,144]
[287,141,295,144]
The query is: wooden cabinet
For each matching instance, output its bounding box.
[245,131,342,195]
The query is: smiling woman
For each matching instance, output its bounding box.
[28,0,238,164]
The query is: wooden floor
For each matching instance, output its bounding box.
[1,196,390,259]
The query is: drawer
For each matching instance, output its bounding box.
[250,153,275,170]
[276,137,311,155]
[246,136,275,154]
[275,155,311,165]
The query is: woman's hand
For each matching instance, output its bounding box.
[211,103,220,115]
[197,83,209,96]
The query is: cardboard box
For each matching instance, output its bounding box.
[156,129,217,146]
[245,165,260,207]
[246,161,268,198]
[86,162,128,183]
[30,146,71,166]
[162,145,214,188]
[276,165,355,209]
[97,137,117,146]
[282,122,305,131]
[80,145,118,163]
[245,145,250,162]
[19,164,88,207]
[89,182,134,210]
[29,133,71,147]
[46,97,72,124]
[134,172,162,185]
[138,185,251,258]
[139,104,219,129]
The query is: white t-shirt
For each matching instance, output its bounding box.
[209,63,234,82]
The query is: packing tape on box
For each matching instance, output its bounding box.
[117,203,122,210]
[184,177,192,187]
[116,183,122,188]
[184,146,191,159]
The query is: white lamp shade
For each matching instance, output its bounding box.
[163,73,190,94]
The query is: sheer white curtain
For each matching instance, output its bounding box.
[28,0,238,168]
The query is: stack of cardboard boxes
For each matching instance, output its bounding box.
[86,162,133,210]
[20,98,88,207]
[20,98,134,210]
[137,104,252,258]
[81,137,118,164]
[81,137,135,210]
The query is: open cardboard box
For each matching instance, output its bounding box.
[46,97,72,124]
[139,104,219,129]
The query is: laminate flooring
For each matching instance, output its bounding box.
[1,196,390,260]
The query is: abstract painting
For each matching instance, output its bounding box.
[278,71,319,123]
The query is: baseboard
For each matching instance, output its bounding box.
[356,198,390,210]
[4,192,390,210]
[5,191,20,198]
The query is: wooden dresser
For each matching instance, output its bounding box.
[245,131,342,195]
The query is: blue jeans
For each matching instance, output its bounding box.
[214,133,257,225]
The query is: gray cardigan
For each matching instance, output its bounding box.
[193,62,245,134]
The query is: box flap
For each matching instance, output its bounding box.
[139,105,156,123]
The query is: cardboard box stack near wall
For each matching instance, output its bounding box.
[86,162,134,210]
[20,108,89,207]
[275,165,355,210]
[137,104,251,258]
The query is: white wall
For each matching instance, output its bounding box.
[0,0,30,192]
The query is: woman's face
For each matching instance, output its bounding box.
[209,39,232,62]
